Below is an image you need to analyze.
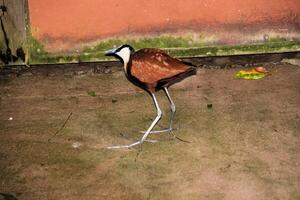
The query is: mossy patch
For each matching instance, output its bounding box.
[27,34,48,63]
[27,35,300,64]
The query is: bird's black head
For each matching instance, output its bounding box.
[105,44,135,57]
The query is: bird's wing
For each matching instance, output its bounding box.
[131,48,190,84]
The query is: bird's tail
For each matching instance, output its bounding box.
[156,66,197,90]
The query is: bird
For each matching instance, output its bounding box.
[105,44,197,149]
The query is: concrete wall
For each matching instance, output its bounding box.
[27,0,300,63]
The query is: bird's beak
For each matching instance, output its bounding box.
[105,47,117,56]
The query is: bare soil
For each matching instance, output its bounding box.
[0,63,299,200]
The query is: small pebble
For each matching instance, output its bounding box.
[72,142,82,149]
[8,117,13,121]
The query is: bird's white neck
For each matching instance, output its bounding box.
[123,58,130,74]
[116,48,131,74]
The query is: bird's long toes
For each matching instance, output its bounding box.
[106,140,142,149]
[140,127,179,134]
[144,139,158,143]
[139,128,175,134]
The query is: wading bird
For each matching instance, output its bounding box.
[105,44,196,149]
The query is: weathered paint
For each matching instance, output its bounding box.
[26,0,300,63]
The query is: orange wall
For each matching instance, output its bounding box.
[28,0,300,52]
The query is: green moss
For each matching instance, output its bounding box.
[267,37,289,43]
[27,35,300,64]
[84,35,201,53]
[27,34,48,63]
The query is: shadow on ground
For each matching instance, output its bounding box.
[0,63,299,200]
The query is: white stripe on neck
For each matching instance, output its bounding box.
[116,48,131,74]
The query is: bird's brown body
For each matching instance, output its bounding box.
[128,48,196,93]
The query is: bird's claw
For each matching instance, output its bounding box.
[139,128,177,134]
[106,139,158,149]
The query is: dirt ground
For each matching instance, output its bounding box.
[0,62,299,200]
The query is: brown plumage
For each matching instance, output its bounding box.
[105,44,196,149]
[131,48,196,92]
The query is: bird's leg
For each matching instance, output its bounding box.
[164,87,176,132]
[164,87,190,143]
[164,87,189,143]
[107,93,162,149]
[140,87,176,134]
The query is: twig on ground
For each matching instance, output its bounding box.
[169,130,191,143]
[174,135,191,143]
[48,112,72,143]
